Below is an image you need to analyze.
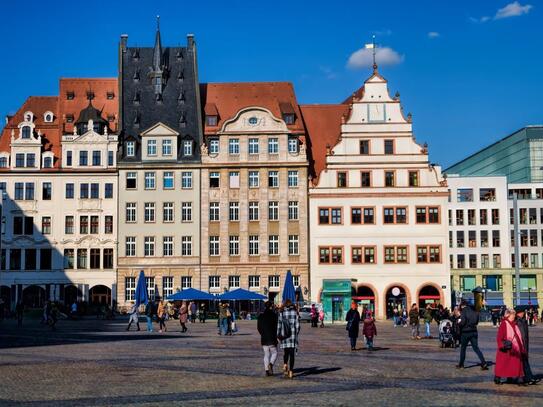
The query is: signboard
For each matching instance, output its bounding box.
[391,287,401,297]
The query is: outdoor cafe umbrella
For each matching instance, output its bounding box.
[134,269,148,307]
[282,270,296,303]
[166,288,215,301]
[218,288,267,301]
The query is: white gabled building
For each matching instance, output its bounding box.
[302,66,450,321]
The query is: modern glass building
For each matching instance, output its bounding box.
[445,126,543,183]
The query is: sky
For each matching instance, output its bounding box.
[1,0,542,168]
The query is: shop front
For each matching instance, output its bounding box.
[321,279,353,322]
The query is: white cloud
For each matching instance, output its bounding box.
[428,31,440,39]
[495,1,533,19]
[347,46,404,69]
[319,66,337,80]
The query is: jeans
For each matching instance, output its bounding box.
[365,336,374,349]
[459,332,486,366]
[146,316,153,332]
[283,348,295,371]
[392,316,398,326]
[159,317,166,331]
[350,336,357,349]
[411,323,419,338]
[263,345,278,370]
[425,322,431,337]
[220,317,228,335]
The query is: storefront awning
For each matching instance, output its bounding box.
[519,299,538,306]
[485,298,504,306]
[419,295,440,300]
[352,296,374,300]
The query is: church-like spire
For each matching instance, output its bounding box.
[152,15,162,72]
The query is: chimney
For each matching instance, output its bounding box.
[187,33,195,48]
[120,34,128,52]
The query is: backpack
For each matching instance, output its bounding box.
[278,313,292,341]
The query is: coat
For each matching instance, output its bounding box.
[459,306,479,334]
[362,318,377,338]
[179,304,188,323]
[517,317,529,353]
[495,319,524,378]
[257,308,278,346]
[157,302,166,318]
[408,308,419,325]
[346,309,361,338]
[277,306,300,349]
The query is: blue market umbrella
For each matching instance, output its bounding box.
[219,288,267,301]
[134,270,148,307]
[166,288,215,301]
[282,270,296,303]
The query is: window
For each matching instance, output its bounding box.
[209,202,220,221]
[183,140,193,156]
[144,237,155,256]
[79,151,88,166]
[144,172,156,190]
[288,170,298,187]
[126,203,137,223]
[268,171,279,188]
[480,230,488,247]
[479,188,496,201]
[460,275,475,291]
[352,247,363,264]
[249,235,259,255]
[385,171,395,187]
[65,151,73,167]
[80,216,89,234]
[77,249,87,269]
[249,275,260,289]
[163,277,174,299]
[248,171,259,188]
[268,235,279,255]
[181,277,192,289]
[229,171,240,188]
[146,277,156,300]
[42,182,52,200]
[395,207,407,223]
[319,246,343,264]
[360,140,369,155]
[288,201,298,220]
[206,115,218,126]
[90,249,101,269]
[125,237,136,256]
[492,230,500,247]
[319,207,342,224]
[90,216,99,234]
[456,209,464,225]
[228,138,239,155]
[89,183,99,199]
[209,276,220,290]
[362,207,374,224]
[163,172,174,189]
[144,202,155,222]
[209,236,220,256]
[13,217,23,235]
[408,171,419,187]
[181,202,192,222]
[229,202,239,221]
[66,183,76,200]
[102,183,113,199]
[468,209,476,225]
[41,217,51,234]
[21,126,31,139]
[384,139,394,155]
[480,209,488,225]
[163,236,174,256]
[209,139,219,154]
[178,236,191,256]
[457,188,473,202]
[417,245,441,263]
[105,216,113,234]
[416,207,427,224]
[456,231,465,248]
[23,182,34,200]
[337,172,347,188]
[361,171,371,187]
[417,246,428,263]
[483,275,503,291]
[383,207,407,224]
[228,276,240,289]
[269,275,280,289]
[15,153,25,168]
[493,254,501,268]
[126,141,135,157]
[530,229,538,246]
[283,114,295,124]
[288,137,298,153]
[469,254,477,268]
[162,139,172,156]
[181,171,192,189]
[43,157,53,168]
[268,138,279,154]
[229,235,240,256]
[529,208,537,224]
[65,216,74,234]
[248,138,259,155]
[92,151,101,166]
[0,156,7,168]
[209,172,220,188]
[64,249,74,269]
[26,153,35,168]
[249,201,259,221]
[9,249,21,270]
[288,235,299,255]
[126,172,137,189]
[163,202,174,222]
[490,208,499,225]
[147,139,157,156]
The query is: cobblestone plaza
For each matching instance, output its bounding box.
[1,318,542,406]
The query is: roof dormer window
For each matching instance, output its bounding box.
[21,125,31,139]
[107,91,115,100]
[44,111,54,123]
[24,111,34,122]
[206,116,217,126]
[86,91,95,101]
[283,114,295,125]
[66,114,74,123]
[67,92,75,100]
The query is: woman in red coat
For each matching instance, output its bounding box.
[494,308,525,385]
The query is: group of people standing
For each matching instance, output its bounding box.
[126,299,205,333]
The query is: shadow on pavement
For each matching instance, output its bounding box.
[294,366,342,376]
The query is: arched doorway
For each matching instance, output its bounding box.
[418,285,441,308]
[385,285,408,319]
[89,285,111,305]
[64,285,82,305]
[22,285,46,308]
[352,285,376,317]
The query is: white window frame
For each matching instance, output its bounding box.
[288,170,299,187]
[268,170,279,188]
[288,235,299,255]
[229,171,240,189]
[126,141,135,157]
[249,275,260,289]
[248,138,259,155]
[163,202,174,223]
[181,202,192,222]
[268,137,279,154]
[162,139,173,156]
[144,202,156,223]
[209,138,219,155]
[163,171,174,189]
[125,237,136,256]
[144,172,156,190]
[183,140,193,156]
[209,275,220,290]
[288,137,298,154]
[181,171,193,189]
[249,201,259,221]
[209,202,220,221]
[229,235,240,256]
[126,202,137,223]
[163,236,174,257]
[228,138,240,155]
[209,236,220,256]
[249,235,260,256]
[268,201,279,221]
[181,276,192,289]
[269,235,279,256]
[181,236,192,256]
[229,275,240,289]
[248,171,259,188]
[288,201,299,221]
[147,139,157,156]
[229,202,239,221]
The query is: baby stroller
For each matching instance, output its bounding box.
[438,319,455,348]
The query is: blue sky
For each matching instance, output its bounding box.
[1,0,541,168]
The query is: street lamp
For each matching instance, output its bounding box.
[528,287,532,306]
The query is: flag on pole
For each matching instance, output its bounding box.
[365,43,374,49]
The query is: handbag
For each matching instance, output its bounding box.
[346,319,353,331]
[500,339,513,352]
[278,314,292,340]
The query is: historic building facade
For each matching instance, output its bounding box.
[116,25,203,306]
[0,78,119,308]
[304,67,450,320]
[199,82,309,302]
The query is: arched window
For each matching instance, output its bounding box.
[21,126,31,139]
[43,157,53,168]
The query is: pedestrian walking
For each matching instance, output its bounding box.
[318,308,325,328]
[277,299,300,379]
[15,301,24,327]
[257,301,278,376]
[409,303,421,340]
[126,302,140,331]
[49,302,59,331]
[362,312,377,350]
[310,304,318,328]
[494,308,526,385]
[456,300,488,370]
[401,309,408,327]
[70,301,78,320]
[144,301,154,332]
[423,305,433,338]
[199,303,206,323]
[42,301,50,325]
[179,301,188,333]
[515,307,539,385]
[218,303,228,335]
[527,307,535,326]
[392,308,399,327]
[157,298,167,333]
[345,301,361,351]
[190,301,197,323]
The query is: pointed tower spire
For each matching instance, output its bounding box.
[152,15,162,72]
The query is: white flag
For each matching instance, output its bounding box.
[365,43,374,49]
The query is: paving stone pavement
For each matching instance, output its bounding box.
[0,317,542,406]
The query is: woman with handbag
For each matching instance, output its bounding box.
[345,301,361,351]
[277,299,300,379]
[494,308,525,385]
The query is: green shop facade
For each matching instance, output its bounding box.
[321,279,378,322]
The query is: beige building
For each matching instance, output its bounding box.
[200,82,309,302]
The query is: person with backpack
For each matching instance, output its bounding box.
[346,301,361,351]
[277,299,300,379]
[257,301,278,376]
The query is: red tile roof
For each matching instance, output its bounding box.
[300,104,350,183]
[201,82,305,135]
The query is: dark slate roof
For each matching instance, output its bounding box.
[76,101,108,125]
[119,30,202,163]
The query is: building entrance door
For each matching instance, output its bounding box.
[332,297,344,322]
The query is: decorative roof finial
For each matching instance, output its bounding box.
[364,35,378,73]
[156,15,160,31]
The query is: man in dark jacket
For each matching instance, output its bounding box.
[516,307,539,384]
[257,301,278,376]
[456,300,488,370]
[144,301,154,332]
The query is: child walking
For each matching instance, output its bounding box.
[362,313,377,350]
